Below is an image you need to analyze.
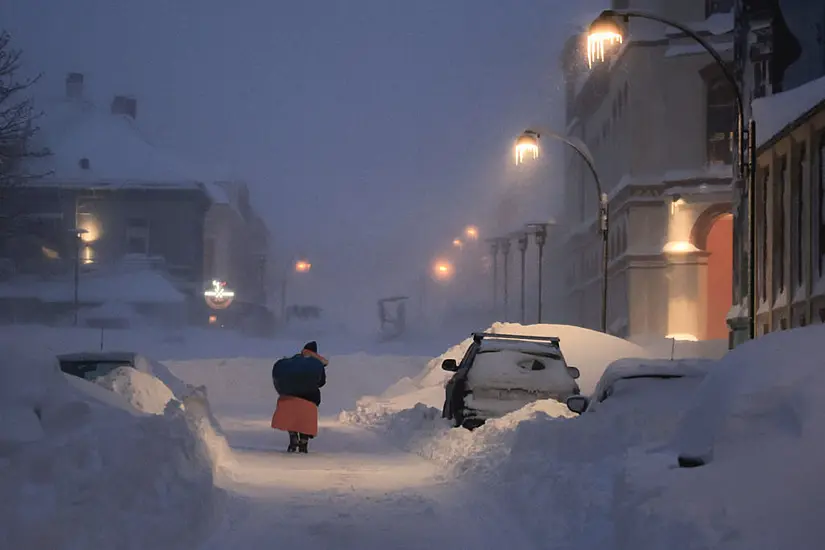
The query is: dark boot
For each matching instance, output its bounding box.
[287,431,299,453]
[297,433,309,454]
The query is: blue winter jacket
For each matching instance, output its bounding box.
[272,354,327,406]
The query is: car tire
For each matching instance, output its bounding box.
[461,418,485,431]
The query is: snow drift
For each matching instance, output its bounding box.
[615,325,825,550]
[0,344,224,549]
[341,324,711,547]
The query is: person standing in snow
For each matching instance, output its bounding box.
[270,341,328,453]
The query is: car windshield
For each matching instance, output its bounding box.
[59,360,133,381]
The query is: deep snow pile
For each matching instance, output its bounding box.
[0,345,224,550]
[615,325,825,550]
[341,324,706,547]
[91,365,234,474]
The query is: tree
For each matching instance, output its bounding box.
[0,30,43,189]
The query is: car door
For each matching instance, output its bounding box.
[443,343,478,420]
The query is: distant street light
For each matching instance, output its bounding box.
[587,9,754,341]
[516,128,608,333]
[515,231,529,323]
[453,238,463,249]
[282,258,312,322]
[464,225,479,241]
[69,227,88,326]
[432,259,455,281]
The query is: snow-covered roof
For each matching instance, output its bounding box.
[0,267,186,304]
[752,75,825,149]
[27,98,236,195]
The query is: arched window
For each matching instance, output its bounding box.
[706,78,735,165]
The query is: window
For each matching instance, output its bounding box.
[705,0,733,17]
[793,144,806,289]
[126,217,149,255]
[706,78,735,165]
[759,169,769,301]
[774,156,787,297]
[819,135,825,276]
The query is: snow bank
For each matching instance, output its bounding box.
[0,344,224,549]
[342,324,704,546]
[615,325,825,550]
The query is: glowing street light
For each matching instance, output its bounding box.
[453,238,463,249]
[295,260,311,273]
[432,259,454,281]
[514,131,540,165]
[464,225,479,240]
[586,14,624,68]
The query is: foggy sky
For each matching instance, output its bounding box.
[1,0,604,310]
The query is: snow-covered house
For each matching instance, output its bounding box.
[557,0,736,344]
[0,73,273,328]
[727,0,825,344]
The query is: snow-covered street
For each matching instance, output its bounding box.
[201,422,536,549]
[166,353,539,550]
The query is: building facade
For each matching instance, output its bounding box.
[728,0,825,345]
[559,0,737,345]
[0,73,275,328]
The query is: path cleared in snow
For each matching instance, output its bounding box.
[171,355,538,550]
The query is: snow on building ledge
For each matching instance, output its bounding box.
[752,75,825,150]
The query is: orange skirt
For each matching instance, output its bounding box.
[270,396,319,436]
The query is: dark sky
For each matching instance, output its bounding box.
[1,0,604,311]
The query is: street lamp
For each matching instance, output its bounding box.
[515,231,529,323]
[464,225,479,241]
[453,238,463,249]
[516,128,608,332]
[500,237,511,319]
[432,258,454,281]
[526,222,551,324]
[68,227,88,326]
[282,258,311,322]
[486,238,500,308]
[588,8,755,340]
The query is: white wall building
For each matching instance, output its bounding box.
[559,0,737,345]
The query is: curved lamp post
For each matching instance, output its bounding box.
[69,227,88,326]
[517,129,608,332]
[588,9,755,339]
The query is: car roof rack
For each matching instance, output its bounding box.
[472,332,560,344]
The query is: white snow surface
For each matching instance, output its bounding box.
[752,74,825,147]
[0,344,224,549]
[616,325,825,550]
[94,366,176,414]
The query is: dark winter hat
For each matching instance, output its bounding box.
[303,341,318,353]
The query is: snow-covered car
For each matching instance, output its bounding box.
[441,332,581,430]
[57,350,193,398]
[565,358,713,415]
